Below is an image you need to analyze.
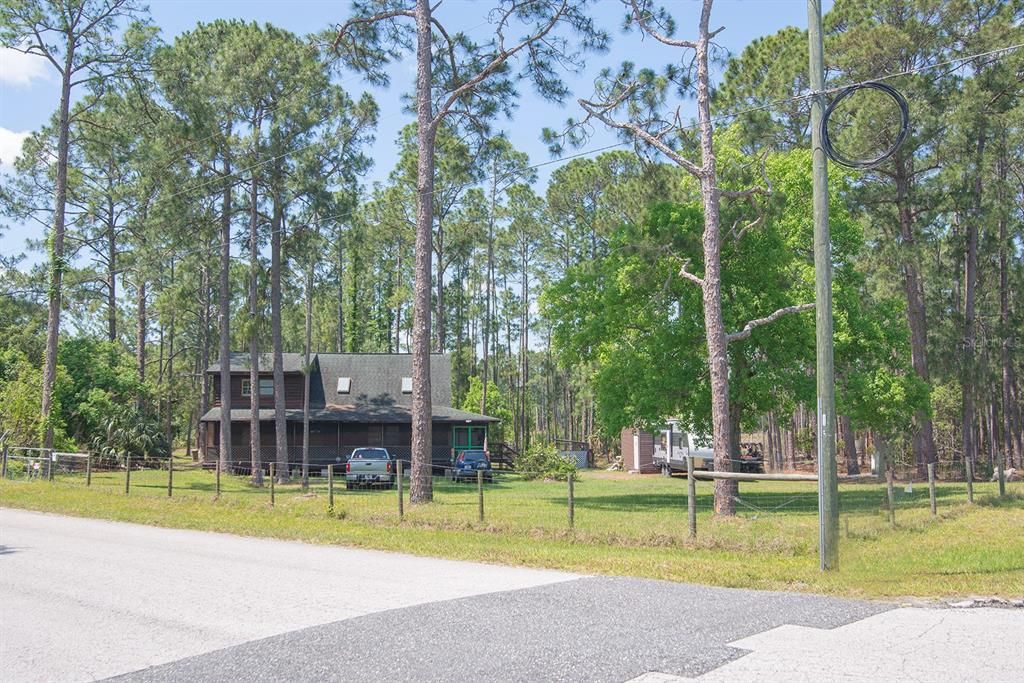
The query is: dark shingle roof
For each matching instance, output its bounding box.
[209,352,306,373]
[312,353,452,410]
[204,352,497,423]
[199,405,497,423]
[200,409,298,422]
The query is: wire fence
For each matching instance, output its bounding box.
[1,444,1019,554]
[203,445,470,476]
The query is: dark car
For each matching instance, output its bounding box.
[451,449,493,483]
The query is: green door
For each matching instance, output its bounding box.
[453,426,487,457]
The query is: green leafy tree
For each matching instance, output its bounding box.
[1,0,154,449]
[0,349,68,447]
[90,403,168,463]
[549,0,814,514]
[544,144,867,475]
[460,376,513,444]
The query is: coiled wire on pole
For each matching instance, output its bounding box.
[821,81,909,170]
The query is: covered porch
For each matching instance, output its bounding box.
[201,410,497,475]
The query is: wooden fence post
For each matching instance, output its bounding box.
[328,464,334,512]
[567,473,575,529]
[85,452,92,487]
[687,455,697,538]
[477,469,484,523]
[47,448,54,481]
[167,454,173,497]
[927,462,936,517]
[1,444,7,479]
[125,454,131,496]
[885,468,895,528]
[966,458,974,504]
[397,459,404,519]
[269,463,276,507]
[215,460,221,498]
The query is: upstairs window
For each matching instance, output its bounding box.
[401,377,413,394]
[242,378,274,397]
[337,377,351,394]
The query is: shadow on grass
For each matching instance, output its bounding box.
[569,486,969,515]
[974,492,1024,508]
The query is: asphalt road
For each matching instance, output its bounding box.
[0,508,574,682]
[112,576,892,683]
[3,508,1022,682]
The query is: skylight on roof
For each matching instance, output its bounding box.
[337,377,351,394]
[401,377,413,394]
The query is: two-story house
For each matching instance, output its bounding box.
[200,352,498,471]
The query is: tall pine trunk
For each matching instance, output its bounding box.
[895,157,937,475]
[218,154,233,474]
[694,1,735,515]
[519,255,529,451]
[302,256,313,489]
[336,237,345,352]
[165,259,176,449]
[106,189,117,343]
[435,222,445,353]
[962,132,986,475]
[410,0,436,503]
[248,170,262,485]
[198,258,211,460]
[136,279,147,391]
[481,168,496,414]
[271,149,289,484]
[395,250,403,353]
[40,50,75,450]
[998,140,1016,468]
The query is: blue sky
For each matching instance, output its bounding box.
[0,0,831,265]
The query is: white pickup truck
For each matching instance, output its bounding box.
[345,448,395,489]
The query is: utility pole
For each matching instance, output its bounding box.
[808,0,839,570]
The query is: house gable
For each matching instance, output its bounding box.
[205,352,496,424]
[311,353,453,410]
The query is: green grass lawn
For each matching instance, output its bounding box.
[2,461,1021,600]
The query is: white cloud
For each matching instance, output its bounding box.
[0,127,31,167]
[0,47,50,86]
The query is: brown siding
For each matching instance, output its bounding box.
[205,415,459,469]
[212,372,305,410]
[635,431,657,473]
[620,428,634,469]
[433,423,451,447]
[340,424,369,446]
[620,427,657,473]
[383,424,410,444]
[307,423,339,448]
